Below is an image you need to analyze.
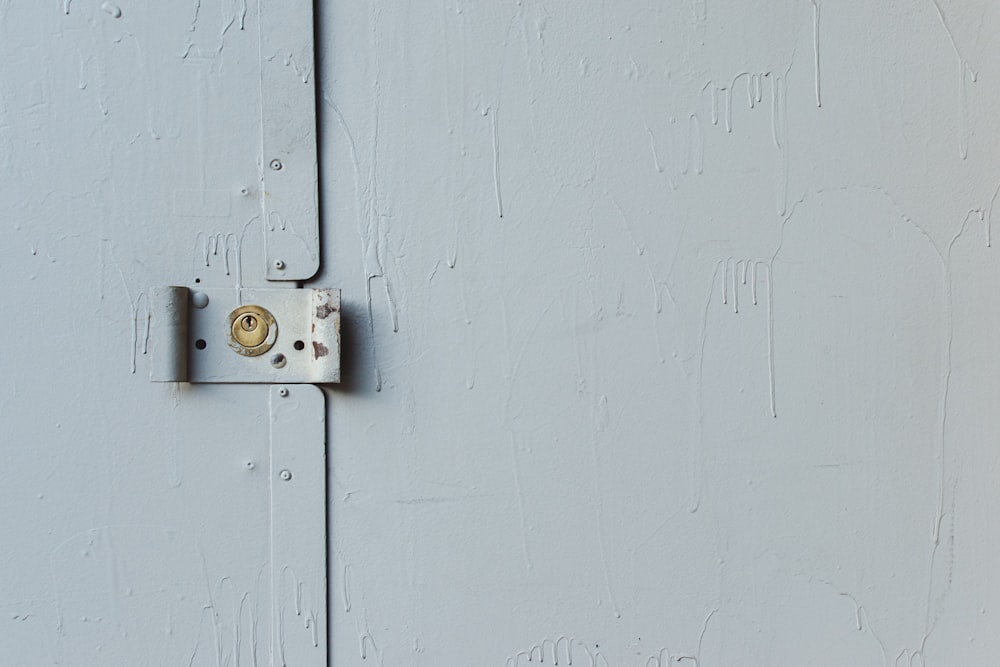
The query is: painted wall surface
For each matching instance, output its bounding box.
[3,1,1000,665]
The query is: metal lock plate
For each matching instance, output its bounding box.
[149,287,341,384]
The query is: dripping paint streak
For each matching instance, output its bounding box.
[759,261,777,418]
[811,0,822,107]
[724,87,733,133]
[342,564,352,612]
[957,60,974,160]
[509,432,533,572]
[358,615,384,665]
[612,199,678,364]
[930,211,978,550]
[506,636,613,667]
[715,258,777,417]
[986,183,1000,247]
[770,74,783,149]
[691,261,724,513]
[929,0,977,159]
[130,293,150,375]
[732,259,740,313]
[689,114,703,174]
[492,106,504,218]
[591,395,621,619]
[643,117,665,174]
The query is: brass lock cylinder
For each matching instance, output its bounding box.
[228,305,278,356]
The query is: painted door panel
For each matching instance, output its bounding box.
[1,2,325,666]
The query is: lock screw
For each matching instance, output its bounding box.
[279,469,292,481]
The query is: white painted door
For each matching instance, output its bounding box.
[1,2,327,665]
[5,1,1000,666]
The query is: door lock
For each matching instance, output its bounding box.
[229,305,277,356]
[148,287,341,384]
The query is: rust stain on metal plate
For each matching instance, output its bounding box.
[315,302,338,319]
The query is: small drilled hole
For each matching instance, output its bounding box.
[194,277,201,284]
[195,339,207,350]
[293,340,305,351]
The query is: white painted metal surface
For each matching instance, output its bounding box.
[259,0,321,282]
[314,2,1000,665]
[6,1,1000,666]
[269,384,328,665]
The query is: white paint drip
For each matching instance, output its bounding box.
[986,184,1000,247]
[100,2,122,18]
[342,564,352,612]
[693,70,790,212]
[712,258,776,418]
[506,636,607,667]
[130,292,150,376]
[197,232,240,276]
[491,105,503,218]
[811,0,822,108]
[358,615,384,665]
[930,0,977,159]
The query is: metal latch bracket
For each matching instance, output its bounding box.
[148,287,341,384]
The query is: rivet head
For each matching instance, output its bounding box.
[191,291,209,309]
[271,353,287,369]
[278,387,289,397]
[269,159,283,171]
[273,259,285,270]
[279,469,292,481]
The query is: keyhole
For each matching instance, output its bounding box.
[241,315,258,332]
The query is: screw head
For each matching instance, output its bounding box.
[279,469,292,481]
[269,159,283,171]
